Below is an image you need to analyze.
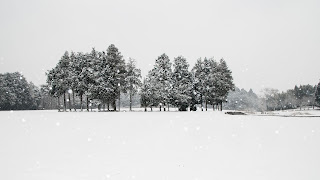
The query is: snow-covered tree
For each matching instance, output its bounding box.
[214,58,234,110]
[140,78,153,111]
[0,72,38,110]
[192,58,206,111]
[106,44,126,111]
[72,52,88,111]
[172,56,192,111]
[56,51,71,111]
[149,54,173,111]
[124,58,142,111]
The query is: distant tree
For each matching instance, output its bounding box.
[124,58,142,111]
[224,87,265,112]
[39,84,58,109]
[29,82,42,109]
[172,56,193,111]
[263,88,280,111]
[0,72,38,110]
[294,84,316,110]
[316,82,320,106]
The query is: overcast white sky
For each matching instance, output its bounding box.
[0,0,319,93]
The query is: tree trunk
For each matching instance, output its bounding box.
[68,93,71,112]
[151,106,153,111]
[80,94,83,111]
[57,97,61,112]
[98,104,100,111]
[164,103,166,111]
[144,106,147,112]
[160,105,162,111]
[168,104,169,111]
[118,94,121,112]
[86,96,89,112]
[221,102,223,111]
[63,93,66,112]
[107,101,110,111]
[205,96,207,111]
[112,99,116,111]
[129,93,132,111]
[201,95,203,111]
[73,91,76,111]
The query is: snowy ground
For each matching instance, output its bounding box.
[1,110,320,180]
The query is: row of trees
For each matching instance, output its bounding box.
[140,54,234,111]
[223,84,320,112]
[46,44,141,112]
[46,44,234,111]
[263,84,319,111]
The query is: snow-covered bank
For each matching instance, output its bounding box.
[1,111,320,180]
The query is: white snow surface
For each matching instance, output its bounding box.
[1,110,320,180]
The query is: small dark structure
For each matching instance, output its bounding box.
[225,111,247,115]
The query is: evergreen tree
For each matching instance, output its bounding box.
[106,44,126,111]
[140,78,152,111]
[56,51,71,111]
[150,54,172,111]
[192,58,205,111]
[72,52,88,111]
[124,58,142,111]
[46,66,65,111]
[69,51,78,111]
[214,58,234,110]
[172,56,192,111]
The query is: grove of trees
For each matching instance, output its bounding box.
[46,45,141,112]
[46,44,234,112]
[140,55,234,111]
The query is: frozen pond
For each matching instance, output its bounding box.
[1,110,320,180]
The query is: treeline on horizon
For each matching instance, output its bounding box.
[1,44,320,111]
[223,85,320,112]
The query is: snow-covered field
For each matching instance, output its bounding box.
[1,110,320,180]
